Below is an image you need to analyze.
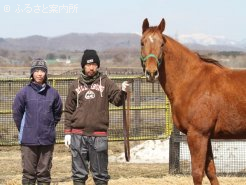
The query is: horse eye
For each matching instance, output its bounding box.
[141,42,144,47]
[161,43,164,47]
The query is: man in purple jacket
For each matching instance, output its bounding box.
[12,58,63,185]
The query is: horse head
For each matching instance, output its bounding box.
[140,18,166,82]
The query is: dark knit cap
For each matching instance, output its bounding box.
[30,58,48,77]
[81,49,100,68]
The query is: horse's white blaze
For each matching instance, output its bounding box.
[148,35,154,43]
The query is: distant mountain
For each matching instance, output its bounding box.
[0,33,140,51]
[0,32,246,52]
[176,33,246,52]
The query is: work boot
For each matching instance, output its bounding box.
[73,181,85,185]
[37,182,50,185]
[94,180,108,185]
[22,179,36,185]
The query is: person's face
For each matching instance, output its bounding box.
[84,63,98,77]
[32,69,46,84]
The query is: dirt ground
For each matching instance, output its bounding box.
[1,143,246,185]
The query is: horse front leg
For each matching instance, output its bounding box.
[205,139,219,185]
[187,131,209,185]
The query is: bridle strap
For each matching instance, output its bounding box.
[140,53,162,68]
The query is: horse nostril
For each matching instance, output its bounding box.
[154,70,159,79]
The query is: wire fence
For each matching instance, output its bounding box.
[169,126,246,175]
[0,76,172,145]
[1,74,246,175]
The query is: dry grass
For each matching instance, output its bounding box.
[1,143,246,185]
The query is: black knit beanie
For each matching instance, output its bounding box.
[81,49,100,68]
[30,58,48,77]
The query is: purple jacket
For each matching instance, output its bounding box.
[12,82,63,145]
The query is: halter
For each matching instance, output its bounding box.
[140,53,162,68]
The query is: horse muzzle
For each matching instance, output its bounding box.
[145,69,159,82]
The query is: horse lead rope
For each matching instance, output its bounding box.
[122,75,144,162]
[123,88,131,162]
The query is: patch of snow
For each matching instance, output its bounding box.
[109,139,169,163]
[110,139,246,173]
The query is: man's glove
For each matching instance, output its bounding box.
[64,135,71,148]
[122,81,130,92]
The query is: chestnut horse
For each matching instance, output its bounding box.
[140,18,246,185]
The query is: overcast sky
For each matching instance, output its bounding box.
[0,0,246,41]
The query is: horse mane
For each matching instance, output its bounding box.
[197,54,224,68]
[147,27,224,69]
[165,35,224,68]
[162,34,224,69]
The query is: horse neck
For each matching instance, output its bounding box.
[159,36,202,100]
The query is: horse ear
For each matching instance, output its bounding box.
[142,18,149,34]
[158,18,165,33]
